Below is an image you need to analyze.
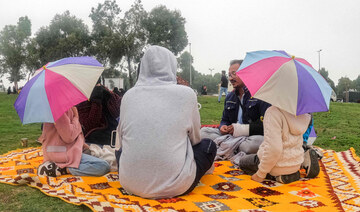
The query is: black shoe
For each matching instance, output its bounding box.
[57,167,68,175]
[276,171,300,184]
[37,161,66,177]
[303,144,323,159]
[302,149,320,178]
[37,161,58,177]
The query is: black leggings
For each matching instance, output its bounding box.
[181,138,217,195]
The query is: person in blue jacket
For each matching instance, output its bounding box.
[201,59,271,155]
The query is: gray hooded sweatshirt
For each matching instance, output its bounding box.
[117,46,201,199]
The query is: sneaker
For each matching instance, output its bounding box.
[303,144,323,160]
[311,146,324,160]
[302,149,320,178]
[37,161,67,177]
[276,171,300,184]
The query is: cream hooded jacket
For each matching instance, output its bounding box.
[117,46,201,199]
[256,106,311,179]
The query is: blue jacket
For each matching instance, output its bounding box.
[220,87,271,135]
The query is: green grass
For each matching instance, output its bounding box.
[0,93,359,211]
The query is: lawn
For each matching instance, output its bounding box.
[0,93,359,211]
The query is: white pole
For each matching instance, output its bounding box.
[317,49,322,71]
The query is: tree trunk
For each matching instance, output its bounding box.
[13,73,18,92]
[127,57,133,87]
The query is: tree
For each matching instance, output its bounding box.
[353,75,360,92]
[177,51,222,94]
[35,11,90,65]
[177,51,195,83]
[89,0,125,69]
[0,16,31,90]
[119,0,147,87]
[144,5,188,55]
[89,0,147,87]
[24,38,41,80]
[336,77,353,98]
[319,68,335,91]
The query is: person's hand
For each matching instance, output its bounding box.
[83,143,89,150]
[228,125,234,135]
[72,107,79,118]
[220,125,234,135]
[251,173,264,183]
[82,143,91,154]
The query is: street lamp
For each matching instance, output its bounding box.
[189,43,192,87]
[209,68,214,76]
[317,49,322,71]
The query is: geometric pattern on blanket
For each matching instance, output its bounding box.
[321,148,360,211]
[1,147,359,211]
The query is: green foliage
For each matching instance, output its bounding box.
[319,68,335,91]
[24,38,41,80]
[177,51,195,82]
[194,72,221,94]
[120,0,147,87]
[144,5,188,55]
[177,51,221,94]
[336,76,353,98]
[88,0,188,87]
[0,16,31,89]
[2,1,189,90]
[35,11,90,65]
[89,0,124,67]
[353,75,360,92]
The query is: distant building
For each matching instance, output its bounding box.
[104,78,124,90]
[343,90,360,103]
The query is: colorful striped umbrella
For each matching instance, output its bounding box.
[236,50,332,115]
[14,56,104,124]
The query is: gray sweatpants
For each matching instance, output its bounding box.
[200,127,263,154]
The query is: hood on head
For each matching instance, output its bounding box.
[279,108,311,136]
[135,45,177,86]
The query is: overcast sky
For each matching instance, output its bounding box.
[1,0,359,88]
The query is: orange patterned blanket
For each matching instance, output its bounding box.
[0,147,359,211]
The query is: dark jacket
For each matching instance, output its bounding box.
[220,87,271,135]
[220,75,228,88]
[77,86,121,145]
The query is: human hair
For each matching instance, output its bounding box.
[230,59,243,66]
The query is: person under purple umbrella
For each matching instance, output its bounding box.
[37,107,110,177]
[239,105,313,184]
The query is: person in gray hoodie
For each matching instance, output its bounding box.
[116,45,216,199]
